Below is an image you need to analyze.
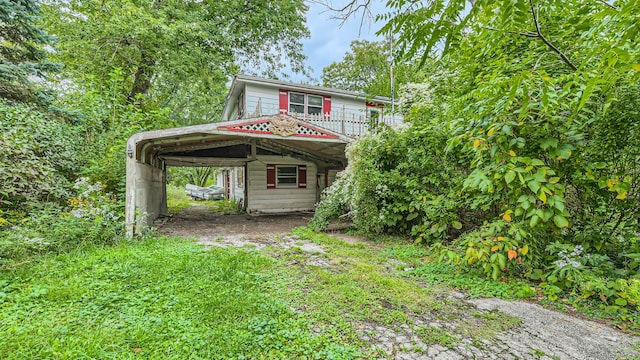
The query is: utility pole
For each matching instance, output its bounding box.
[389,30,396,123]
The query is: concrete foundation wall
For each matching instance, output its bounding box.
[126,156,167,235]
[136,162,167,223]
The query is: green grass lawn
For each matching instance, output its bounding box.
[166,184,240,214]
[2,219,638,359]
[0,237,359,359]
[0,226,529,359]
[4,224,636,359]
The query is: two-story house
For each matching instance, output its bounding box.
[125,75,402,236]
[222,74,398,136]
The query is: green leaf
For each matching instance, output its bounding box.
[540,138,558,150]
[539,191,547,203]
[615,298,628,306]
[553,199,565,212]
[527,181,541,193]
[497,254,506,270]
[555,144,574,160]
[529,215,540,227]
[553,215,569,228]
[505,170,516,184]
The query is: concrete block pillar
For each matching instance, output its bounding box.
[125,137,167,237]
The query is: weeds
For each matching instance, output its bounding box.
[416,325,458,348]
[0,237,360,359]
[283,227,522,349]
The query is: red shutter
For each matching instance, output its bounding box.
[298,165,307,189]
[279,90,289,114]
[323,96,331,119]
[266,164,276,189]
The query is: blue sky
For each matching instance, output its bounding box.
[293,1,387,83]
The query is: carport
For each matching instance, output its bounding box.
[125,114,351,237]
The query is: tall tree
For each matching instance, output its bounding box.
[0,1,82,210]
[42,0,310,125]
[0,0,59,105]
[321,40,422,97]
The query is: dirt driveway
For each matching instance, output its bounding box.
[158,205,312,238]
[157,206,639,359]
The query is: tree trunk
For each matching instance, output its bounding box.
[127,48,155,104]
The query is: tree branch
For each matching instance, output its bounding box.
[529,0,578,71]
[596,0,618,10]
[311,0,374,34]
[482,26,539,38]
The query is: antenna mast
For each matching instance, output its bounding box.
[389,30,395,122]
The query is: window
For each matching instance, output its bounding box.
[289,92,323,116]
[276,166,297,187]
[368,109,381,126]
[289,93,305,114]
[236,168,244,189]
[307,95,323,115]
[280,90,331,119]
[366,102,384,127]
[267,164,307,189]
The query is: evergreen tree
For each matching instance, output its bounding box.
[0,0,59,104]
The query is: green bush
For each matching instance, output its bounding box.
[0,178,123,266]
[0,101,81,210]
[312,123,476,243]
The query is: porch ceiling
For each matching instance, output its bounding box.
[128,115,351,168]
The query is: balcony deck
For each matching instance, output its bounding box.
[235,103,402,137]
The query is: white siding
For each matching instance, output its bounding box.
[230,167,245,204]
[245,83,281,117]
[215,168,245,204]
[229,103,239,121]
[239,83,402,136]
[246,155,317,213]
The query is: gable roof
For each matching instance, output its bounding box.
[222,74,393,120]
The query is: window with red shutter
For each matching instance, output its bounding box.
[276,166,297,187]
[266,164,308,189]
[281,91,330,119]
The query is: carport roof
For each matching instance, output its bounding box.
[127,114,352,168]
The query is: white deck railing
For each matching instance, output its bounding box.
[241,102,402,137]
[302,112,401,137]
